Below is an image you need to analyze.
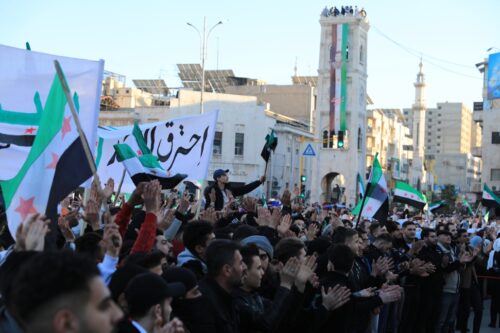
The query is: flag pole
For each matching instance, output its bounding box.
[113,168,127,206]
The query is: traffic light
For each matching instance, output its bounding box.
[337,131,344,148]
[300,175,306,198]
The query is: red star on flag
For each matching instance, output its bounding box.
[47,152,59,169]
[403,193,408,197]
[25,127,36,134]
[366,206,373,212]
[136,150,143,156]
[61,116,72,140]
[15,196,38,220]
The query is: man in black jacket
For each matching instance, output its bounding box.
[196,240,246,333]
[204,169,265,211]
[234,244,295,333]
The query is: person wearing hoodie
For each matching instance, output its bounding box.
[162,267,205,332]
[176,221,215,280]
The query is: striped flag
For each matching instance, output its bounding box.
[1,74,94,238]
[356,154,389,222]
[482,184,500,209]
[113,123,187,189]
[428,200,446,213]
[393,181,427,210]
[461,196,474,216]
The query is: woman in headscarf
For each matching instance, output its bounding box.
[487,238,500,328]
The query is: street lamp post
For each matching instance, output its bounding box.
[187,17,223,114]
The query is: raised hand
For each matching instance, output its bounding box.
[18,214,50,251]
[270,207,281,228]
[256,207,272,227]
[377,285,402,304]
[322,285,351,310]
[102,177,115,201]
[371,257,394,277]
[83,199,100,230]
[241,197,257,214]
[143,180,162,214]
[58,216,75,243]
[281,189,292,207]
[102,223,122,257]
[279,257,300,289]
[306,223,319,241]
[200,207,218,225]
[295,255,317,292]
[277,214,292,236]
[177,192,190,214]
[157,209,176,232]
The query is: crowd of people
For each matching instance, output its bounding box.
[321,6,367,18]
[0,169,500,333]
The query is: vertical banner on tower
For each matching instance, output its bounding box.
[329,24,349,134]
[329,25,337,134]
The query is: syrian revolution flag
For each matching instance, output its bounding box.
[393,181,427,210]
[428,200,446,213]
[462,196,474,216]
[482,184,500,209]
[357,154,389,222]
[1,74,94,238]
[0,44,103,181]
[113,123,187,189]
[261,130,278,163]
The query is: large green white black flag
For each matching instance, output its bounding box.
[0,44,103,180]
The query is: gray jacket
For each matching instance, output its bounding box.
[437,242,461,293]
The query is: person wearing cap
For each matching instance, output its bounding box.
[124,272,185,333]
[204,169,265,211]
[162,267,204,333]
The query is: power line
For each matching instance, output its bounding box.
[371,25,482,80]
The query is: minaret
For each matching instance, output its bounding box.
[410,61,427,190]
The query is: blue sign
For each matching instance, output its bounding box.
[303,144,316,156]
[487,52,500,100]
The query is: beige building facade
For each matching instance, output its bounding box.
[404,101,482,192]
[474,55,500,191]
[366,109,413,188]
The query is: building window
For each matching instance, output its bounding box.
[438,121,441,124]
[235,133,244,156]
[491,169,500,181]
[213,131,222,155]
[492,132,500,144]
[358,128,362,150]
[437,143,440,146]
[359,44,364,64]
[437,136,441,139]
